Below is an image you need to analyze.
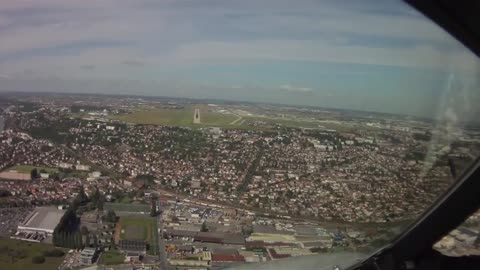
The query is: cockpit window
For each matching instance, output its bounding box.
[0,1,479,269]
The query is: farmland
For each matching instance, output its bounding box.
[111,105,237,128]
[111,105,354,132]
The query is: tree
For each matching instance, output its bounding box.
[150,206,157,217]
[97,195,105,211]
[80,226,89,235]
[44,249,65,257]
[78,186,88,204]
[92,234,98,248]
[104,210,117,223]
[49,172,61,181]
[201,221,208,232]
[74,232,83,248]
[67,233,73,248]
[0,189,11,197]
[61,231,67,247]
[30,168,39,180]
[90,188,100,205]
[32,256,45,264]
[52,230,58,246]
[85,234,91,247]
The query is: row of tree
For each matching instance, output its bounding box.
[52,187,84,248]
[52,230,83,249]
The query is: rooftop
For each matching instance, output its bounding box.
[19,207,65,233]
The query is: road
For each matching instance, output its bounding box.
[229,114,243,125]
[157,200,167,269]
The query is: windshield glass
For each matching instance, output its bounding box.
[0,1,479,270]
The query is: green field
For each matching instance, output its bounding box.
[98,250,125,265]
[7,165,58,174]
[0,238,65,270]
[119,216,152,240]
[111,106,237,128]
[118,216,158,255]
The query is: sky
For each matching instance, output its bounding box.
[0,0,478,118]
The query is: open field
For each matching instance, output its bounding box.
[110,105,358,132]
[6,165,58,174]
[118,216,152,240]
[111,105,237,128]
[98,250,125,265]
[115,216,157,255]
[0,237,64,270]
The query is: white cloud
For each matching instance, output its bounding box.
[228,8,449,42]
[0,0,477,80]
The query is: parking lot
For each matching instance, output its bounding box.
[0,207,32,236]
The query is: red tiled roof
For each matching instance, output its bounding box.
[211,254,245,262]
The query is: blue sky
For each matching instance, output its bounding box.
[0,0,478,118]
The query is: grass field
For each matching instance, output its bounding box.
[111,105,237,128]
[111,105,356,132]
[0,238,64,270]
[119,216,153,240]
[98,250,125,265]
[7,165,58,174]
[116,216,158,255]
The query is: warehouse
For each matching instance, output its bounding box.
[17,206,65,235]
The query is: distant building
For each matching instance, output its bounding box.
[223,208,237,218]
[90,171,101,178]
[80,247,99,265]
[75,164,91,171]
[191,179,201,189]
[118,240,147,255]
[81,212,99,225]
[211,254,245,263]
[58,162,73,169]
